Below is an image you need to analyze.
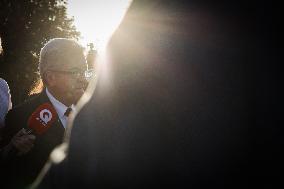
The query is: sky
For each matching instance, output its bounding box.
[67,0,131,51]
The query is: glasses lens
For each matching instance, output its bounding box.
[85,69,95,79]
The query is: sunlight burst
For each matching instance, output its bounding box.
[67,0,131,50]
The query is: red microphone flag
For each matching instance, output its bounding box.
[27,103,57,135]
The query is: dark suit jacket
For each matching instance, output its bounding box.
[1,90,65,188]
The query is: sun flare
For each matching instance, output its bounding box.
[67,0,131,50]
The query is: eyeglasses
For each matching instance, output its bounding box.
[48,69,95,80]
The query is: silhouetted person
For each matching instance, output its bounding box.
[87,43,97,70]
[35,1,278,188]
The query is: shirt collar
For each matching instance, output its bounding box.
[45,88,75,119]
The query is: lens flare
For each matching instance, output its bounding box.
[67,0,131,50]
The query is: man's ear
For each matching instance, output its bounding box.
[44,71,56,87]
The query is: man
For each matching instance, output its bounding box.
[1,38,89,188]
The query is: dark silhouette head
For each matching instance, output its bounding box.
[38,1,278,188]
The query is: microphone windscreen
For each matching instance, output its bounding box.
[27,103,57,135]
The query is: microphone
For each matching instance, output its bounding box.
[27,103,58,135]
[3,103,58,157]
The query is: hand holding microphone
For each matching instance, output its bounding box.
[4,103,57,157]
[10,128,36,156]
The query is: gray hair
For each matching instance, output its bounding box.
[39,38,84,80]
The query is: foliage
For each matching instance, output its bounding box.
[0,0,80,105]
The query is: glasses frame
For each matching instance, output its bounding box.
[47,69,94,80]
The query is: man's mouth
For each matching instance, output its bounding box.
[71,84,85,90]
[74,87,84,91]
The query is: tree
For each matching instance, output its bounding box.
[0,0,80,105]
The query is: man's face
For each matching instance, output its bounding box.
[47,52,88,106]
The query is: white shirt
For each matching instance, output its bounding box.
[46,88,75,129]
